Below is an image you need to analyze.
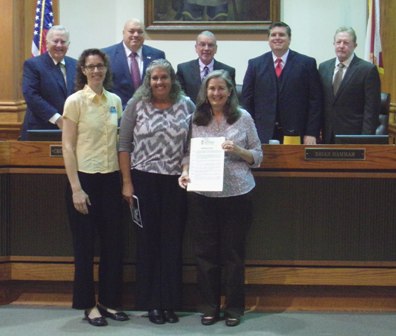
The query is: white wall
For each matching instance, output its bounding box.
[60,0,367,84]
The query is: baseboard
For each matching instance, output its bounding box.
[2,281,396,312]
[5,259,396,286]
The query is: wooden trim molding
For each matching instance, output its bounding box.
[2,141,396,171]
[0,263,11,281]
[3,259,396,287]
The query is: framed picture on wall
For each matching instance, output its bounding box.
[144,0,280,32]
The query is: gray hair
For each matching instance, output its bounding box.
[133,59,183,104]
[334,26,357,43]
[123,18,145,32]
[46,25,70,43]
[196,30,217,44]
[194,69,240,126]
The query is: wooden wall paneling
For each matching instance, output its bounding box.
[0,0,59,140]
[9,141,64,167]
[381,0,396,140]
[6,261,396,287]
[381,0,396,101]
[0,142,10,167]
[2,142,396,309]
[0,0,27,139]
[0,174,11,257]
[7,172,396,263]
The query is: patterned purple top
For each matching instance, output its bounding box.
[119,95,195,175]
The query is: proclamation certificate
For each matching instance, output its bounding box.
[187,137,225,192]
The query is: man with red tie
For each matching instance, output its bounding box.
[241,21,323,144]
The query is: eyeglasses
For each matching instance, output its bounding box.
[197,42,216,49]
[84,64,106,72]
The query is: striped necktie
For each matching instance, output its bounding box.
[202,66,209,81]
[129,52,141,90]
[333,63,345,95]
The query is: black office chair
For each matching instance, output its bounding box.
[376,92,391,135]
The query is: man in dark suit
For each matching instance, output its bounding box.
[20,25,77,140]
[102,18,165,108]
[318,26,381,143]
[176,31,235,103]
[241,22,323,144]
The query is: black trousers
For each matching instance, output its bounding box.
[188,191,253,318]
[132,169,186,310]
[66,171,124,310]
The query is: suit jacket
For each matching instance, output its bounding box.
[176,59,236,103]
[20,52,77,140]
[102,42,165,108]
[318,55,381,143]
[241,50,323,144]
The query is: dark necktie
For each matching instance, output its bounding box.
[275,58,283,78]
[202,66,209,81]
[57,62,67,88]
[129,52,141,90]
[333,63,345,95]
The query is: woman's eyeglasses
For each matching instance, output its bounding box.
[84,64,106,72]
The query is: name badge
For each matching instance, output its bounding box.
[109,106,118,125]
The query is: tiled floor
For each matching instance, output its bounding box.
[0,305,395,336]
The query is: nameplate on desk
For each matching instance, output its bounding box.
[305,148,365,161]
[50,145,63,158]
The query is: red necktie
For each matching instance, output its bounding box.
[129,52,141,90]
[275,58,282,78]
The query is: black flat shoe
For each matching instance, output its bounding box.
[201,314,218,326]
[163,310,179,323]
[83,310,108,327]
[97,305,129,321]
[148,309,165,324]
[225,316,240,327]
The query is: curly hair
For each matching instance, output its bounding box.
[75,48,112,91]
[133,59,183,103]
[194,69,240,126]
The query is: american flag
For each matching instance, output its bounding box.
[31,0,54,57]
[364,0,384,74]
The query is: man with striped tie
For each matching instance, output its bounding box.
[318,26,381,143]
[102,19,165,108]
[176,31,235,103]
[20,25,77,140]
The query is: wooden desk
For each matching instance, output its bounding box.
[1,141,396,308]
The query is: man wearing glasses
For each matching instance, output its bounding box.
[20,25,77,140]
[176,30,235,103]
[102,18,166,108]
